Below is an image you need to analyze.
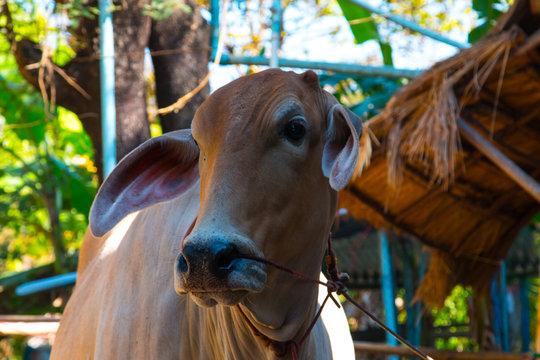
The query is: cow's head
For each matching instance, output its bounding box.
[89,69,363,342]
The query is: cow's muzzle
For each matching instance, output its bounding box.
[174,234,267,307]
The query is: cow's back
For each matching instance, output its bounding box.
[51,184,199,359]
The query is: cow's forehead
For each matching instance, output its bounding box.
[192,69,326,142]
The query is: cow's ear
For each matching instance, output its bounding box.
[322,104,362,191]
[90,129,199,237]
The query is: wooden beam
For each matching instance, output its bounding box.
[0,315,61,322]
[457,118,540,203]
[461,111,540,168]
[0,316,60,336]
[353,341,532,360]
[531,0,540,15]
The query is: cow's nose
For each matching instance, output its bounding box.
[177,241,241,278]
[213,243,241,276]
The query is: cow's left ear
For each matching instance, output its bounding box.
[89,129,199,237]
[322,104,362,190]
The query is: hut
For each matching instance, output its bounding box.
[339,0,540,308]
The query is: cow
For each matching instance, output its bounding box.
[51,69,364,359]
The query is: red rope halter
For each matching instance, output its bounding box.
[180,219,432,360]
[236,233,432,360]
[235,233,349,359]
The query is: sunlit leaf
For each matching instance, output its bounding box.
[336,0,377,44]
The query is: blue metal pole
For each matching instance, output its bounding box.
[16,272,77,296]
[500,261,510,352]
[270,0,282,68]
[344,0,469,49]
[491,276,502,347]
[413,250,426,346]
[210,0,220,59]
[218,54,421,79]
[519,278,531,352]
[379,230,398,359]
[401,240,415,345]
[99,0,117,178]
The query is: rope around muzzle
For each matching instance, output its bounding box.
[180,219,432,360]
[236,233,434,360]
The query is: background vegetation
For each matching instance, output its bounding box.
[1,0,536,357]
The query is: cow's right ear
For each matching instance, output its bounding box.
[89,129,199,237]
[322,104,361,191]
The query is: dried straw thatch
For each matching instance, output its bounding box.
[341,0,540,307]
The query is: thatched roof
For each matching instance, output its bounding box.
[340,0,540,307]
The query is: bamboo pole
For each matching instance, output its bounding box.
[457,118,540,203]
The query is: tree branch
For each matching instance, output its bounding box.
[12,39,94,112]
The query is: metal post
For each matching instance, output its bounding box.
[491,276,502,347]
[500,261,510,352]
[210,0,220,59]
[344,0,469,49]
[519,278,530,352]
[270,0,281,68]
[413,250,426,346]
[379,230,398,359]
[218,54,421,79]
[99,0,117,178]
[401,239,416,345]
[16,272,77,296]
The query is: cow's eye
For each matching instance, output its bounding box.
[283,118,306,143]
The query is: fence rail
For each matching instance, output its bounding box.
[353,341,532,360]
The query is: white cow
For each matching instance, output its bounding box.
[52,69,361,359]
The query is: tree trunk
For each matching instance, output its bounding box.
[149,1,212,132]
[9,0,211,182]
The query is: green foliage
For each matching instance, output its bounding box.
[432,285,471,325]
[387,0,465,34]
[336,0,376,44]
[432,285,475,350]
[349,76,402,118]
[336,0,394,65]
[319,73,403,119]
[56,0,99,19]
[474,0,511,41]
[0,31,96,273]
[468,0,511,43]
[142,0,192,20]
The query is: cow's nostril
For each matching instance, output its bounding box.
[214,245,240,276]
[178,253,189,274]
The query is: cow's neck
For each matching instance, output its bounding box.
[183,298,271,359]
[183,294,323,360]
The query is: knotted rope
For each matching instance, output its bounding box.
[237,233,434,360]
[181,219,432,360]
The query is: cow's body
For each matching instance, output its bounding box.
[53,191,352,359]
[52,69,361,359]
